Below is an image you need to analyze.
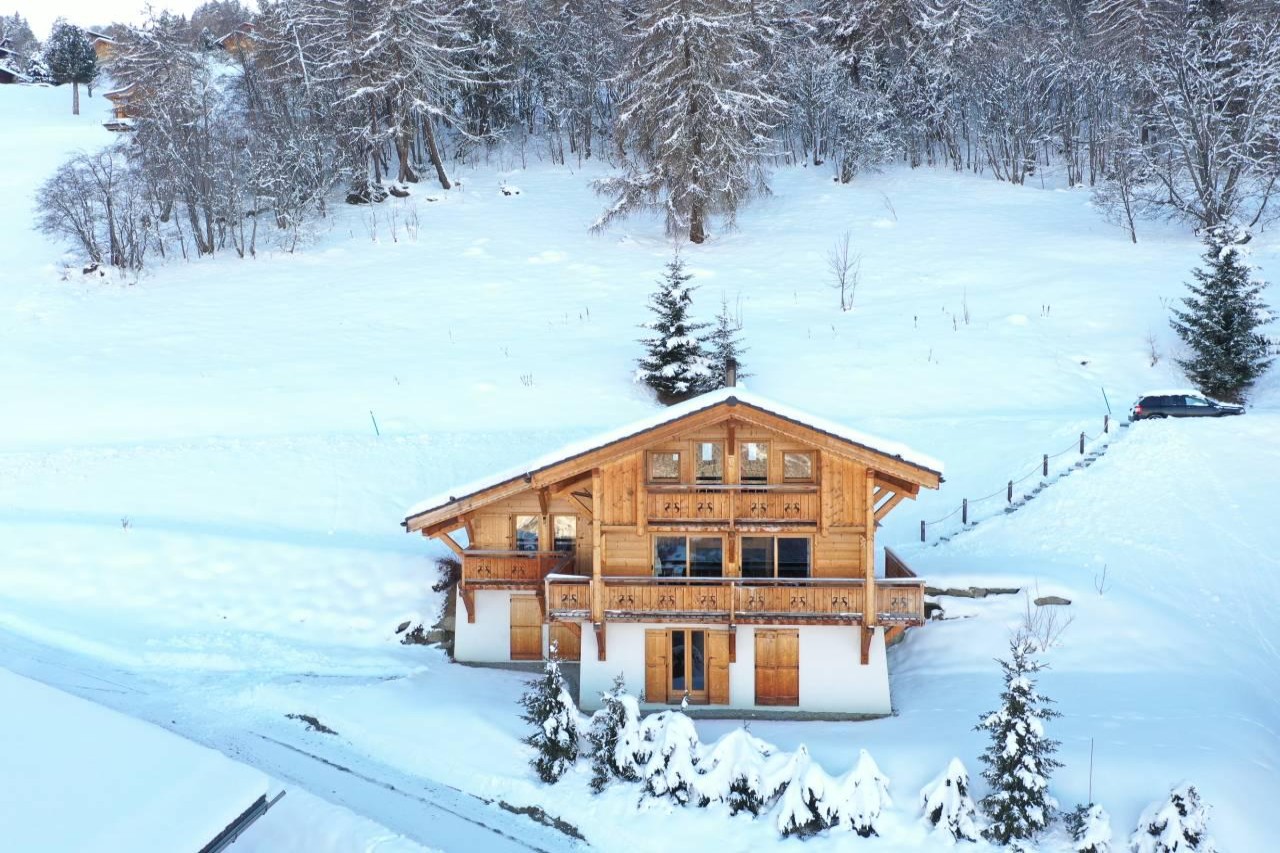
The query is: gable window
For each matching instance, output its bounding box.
[649,451,681,483]
[783,451,814,482]
[654,535,723,577]
[552,515,577,553]
[695,442,724,484]
[740,442,768,484]
[741,536,811,579]
[513,515,539,551]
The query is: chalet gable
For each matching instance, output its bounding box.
[403,388,942,535]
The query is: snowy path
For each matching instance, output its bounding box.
[0,629,580,853]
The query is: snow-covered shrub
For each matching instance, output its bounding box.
[975,635,1062,844]
[1065,802,1112,853]
[635,255,710,405]
[920,757,981,842]
[775,745,841,838]
[1130,784,1216,853]
[637,711,701,803]
[692,727,783,814]
[832,749,892,837]
[586,675,642,793]
[519,652,581,783]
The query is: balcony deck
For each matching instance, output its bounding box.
[461,550,576,588]
[645,484,820,526]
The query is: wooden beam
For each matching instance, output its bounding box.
[874,491,908,522]
[860,625,874,665]
[864,469,877,628]
[728,628,737,663]
[537,488,550,516]
[873,471,921,498]
[591,469,603,625]
[594,621,607,661]
[883,625,906,647]
[569,492,594,518]
[462,517,475,547]
[460,586,476,624]
[436,533,465,558]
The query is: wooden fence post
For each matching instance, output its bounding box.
[962,498,968,525]
[1007,480,1013,503]
[1104,414,1110,434]
[1042,454,1048,477]
[1079,432,1085,454]
[920,519,926,542]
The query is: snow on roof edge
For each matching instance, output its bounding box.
[404,387,943,524]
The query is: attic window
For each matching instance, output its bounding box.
[783,451,814,482]
[649,451,681,483]
[740,442,768,484]
[695,442,724,483]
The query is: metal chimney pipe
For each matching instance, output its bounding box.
[726,358,737,389]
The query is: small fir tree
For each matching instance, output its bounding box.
[1066,802,1113,853]
[586,675,642,793]
[919,757,981,842]
[775,745,840,837]
[637,710,701,803]
[691,727,783,814]
[836,749,892,837]
[1170,227,1273,403]
[519,646,581,783]
[1130,784,1216,853]
[44,21,97,115]
[636,255,710,404]
[975,635,1062,845]
[701,294,749,391]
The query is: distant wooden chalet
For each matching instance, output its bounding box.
[0,44,28,84]
[87,31,116,63]
[217,23,256,55]
[103,83,139,130]
[403,388,943,715]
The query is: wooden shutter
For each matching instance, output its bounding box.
[644,630,668,704]
[549,622,581,661]
[707,630,730,705]
[755,630,800,706]
[509,596,543,661]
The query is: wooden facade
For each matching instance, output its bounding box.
[405,391,942,708]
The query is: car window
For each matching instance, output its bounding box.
[1164,396,1184,407]
[1184,396,1211,407]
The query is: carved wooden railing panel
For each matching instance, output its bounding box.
[645,489,732,521]
[644,485,819,524]
[734,582,864,619]
[546,578,591,618]
[876,581,926,623]
[463,550,574,585]
[733,489,819,523]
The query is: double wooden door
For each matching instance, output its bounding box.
[754,630,799,706]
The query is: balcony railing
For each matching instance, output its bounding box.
[462,550,575,587]
[544,575,925,625]
[644,484,820,525]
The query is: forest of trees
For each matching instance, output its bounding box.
[31,0,1280,268]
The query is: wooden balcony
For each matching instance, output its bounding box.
[544,576,925,626]
[645,485,820,526]
[462,550,575,588]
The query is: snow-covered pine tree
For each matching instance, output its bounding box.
[519,647,582,783]
[44,20,97,115]
[593,0,782,243]
[975,634,1062,845]
[835,749,891,837]
[701,295,748,392]
[1170,227,1273,403]
[1066,802,1113,853]
[1130,784,1216,853]
[586,675,642,793]
[691,727,782,814]
[636,255,710,404]
[775,745,841,837]
[919,757,981,842]
[637,710,701,803]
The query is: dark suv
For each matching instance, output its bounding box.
[1129,391,1244,421]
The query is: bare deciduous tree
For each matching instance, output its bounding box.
[827,231,861,311]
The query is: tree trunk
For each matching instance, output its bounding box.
[421,117,451,190]
[72,81,80,116]
[689,203,705,244]
[395,130,418,183]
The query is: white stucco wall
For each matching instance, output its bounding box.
[454,589,548,663]
[578,622,892,715]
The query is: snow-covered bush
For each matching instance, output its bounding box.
[834,749,892,837]
[637,711,701,803]
[920,757,980,842]
[775,745,841,838]
[692,727,784,815]
[1130,784,1216,853]
[1066,802,1112,853]
[635,255,710,405]
[975,635,1062,844]
[519,652,581,783]
[586,675,642,793]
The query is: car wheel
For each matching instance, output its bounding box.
[1149,413,1167,419]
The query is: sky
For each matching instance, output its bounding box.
[10,1,214,39]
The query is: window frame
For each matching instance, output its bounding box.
[782,450,815,483]
[669,629,708,704]
[512,514,540,552]
[739,535,812,579]
[551,514,577,553]
[694,441,725,484]
[739,441,770,485]
[647,450,682,484]
[652,534,725,578]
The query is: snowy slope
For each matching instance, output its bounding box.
[1,82,1277,852]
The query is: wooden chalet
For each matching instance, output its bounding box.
[87,32,116,63]
[217,23,257,55]
[403,388,943,714]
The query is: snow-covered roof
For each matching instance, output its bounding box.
[404,387,943,524]
[1,668,272,852]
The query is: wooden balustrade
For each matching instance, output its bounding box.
[644,485,819,525]
[646,489,732,521]
[462,550,574,587]
[733,489,819,523]
[876,581,926,623]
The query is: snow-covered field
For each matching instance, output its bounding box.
[1,83,1277,851]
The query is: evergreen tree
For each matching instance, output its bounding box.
[44,21,97,115]
[519,647,581,783]
[702,294,748,391]
[586,675,642,793]
[636,255,710,404]
[691,727,784,814]
[1170,227,1273,403]
[1130,784,1216,853]
[1066,802,1113,853]
[975,635,1062,845]
[593,0,782,243]
[919,757,981,842]
[775,744,840,837]
[637,710,701,803]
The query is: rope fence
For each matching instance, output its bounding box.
[920,414,1117,543]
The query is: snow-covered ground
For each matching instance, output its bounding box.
[1,83,1277,851]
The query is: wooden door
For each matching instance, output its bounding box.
[644,630,668,704]
[707,630,730,705]
[549,622,581,661]
[509,595,543,661]
[755,630,799,706]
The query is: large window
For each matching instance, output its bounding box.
[654,536,723,577]
[552,515,576,552]
[741,536,811,579]
[670,629,707,700]
[649,451,681,483]
[695,442,724,483]
[513,515,539,551]
[740,442,769,484]
[783,451,814,482]
[647,629,729,705]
